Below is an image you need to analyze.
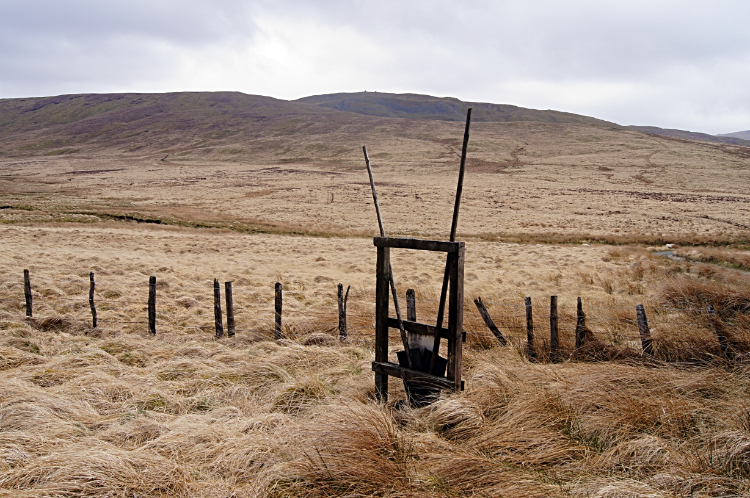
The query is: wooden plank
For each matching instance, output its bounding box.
[447,247,464,390]
[372,361,456,390]
[373,237,463,253]
[214,279,224,339]
[474,296,507,345]
[274,282,282,340]
[89,272,97,328]
[387,317,449,338]
[148,276,156,335]
[225,281,235,337]
[23,269,32,318]
[525,297,535,360]
[375,245,390,401]
[636,304,652,355]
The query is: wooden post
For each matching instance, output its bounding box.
[225,281,234,337]
[525,297,535,360]
[148,276,156,335]
[406,289,416,322]
[23,269,32,318]
[636,304,653,355]
[430,108,472,375]
[707,305,729,358]
[575,297,585,349]
[447,247,465,390]
[375,246,390,401]
[474,296,507,345]
[89,272,97,328]
[275,282,283,340]
[214,279,223,339]
[550,296,559,360]
[338,283,350,340]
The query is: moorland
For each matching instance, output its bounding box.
[1,91,750,497]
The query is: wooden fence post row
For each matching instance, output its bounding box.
[550,296,559,361]
[525,297,535,360]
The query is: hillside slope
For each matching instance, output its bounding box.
[627,125,750,147]
[296,91,618,127]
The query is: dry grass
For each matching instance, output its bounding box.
[1,223,750,496]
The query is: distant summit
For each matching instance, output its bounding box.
[718,130,750,141]
[296,91,618,127]
[627,126,750,147]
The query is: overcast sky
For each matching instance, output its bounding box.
[1,0,748,134]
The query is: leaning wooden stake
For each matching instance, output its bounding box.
[474,296,507,345]
[148,276,156,335]
[707,305,730,358]
[525,297,535,360]
[363,146,412,368]
[550,296,559,360]
[89,272,97,328]
[275,282,283,340]
[23,269,32,318]
[431,108,472,374]
[214,279,224,338]
[636,304,653,355]
[225,281,235,337]
[338,283,350,340]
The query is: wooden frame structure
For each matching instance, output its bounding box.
[372,236,465,402]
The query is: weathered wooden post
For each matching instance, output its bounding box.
[225,281,234,337]
[406,289,416,322]
[338,283,350,340]
[214,279,224,338]
[636,304,653,355]
[275,282,283,340]
[707,305,730,358]
[148,276,156,335]
[23,269,32,317]
[575,297,585,349]
[374,245,390,401]
[550,296,559,360]
[525,297,535,360]
[89,272,97,328]
[474,296,507,345]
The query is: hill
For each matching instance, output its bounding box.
[627,125,750,147]
[296,91,618,127]
[719,129,750,140]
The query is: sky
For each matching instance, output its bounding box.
[1,0,748,135]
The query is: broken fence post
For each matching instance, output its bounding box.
[214,279,224,339]
[474,296,507,345]
[707,305,730,358]
[636,304,653,355]
[338,283,350,340]
[575,297,585,349]
[275,282,283,340]
[525,297,535,360]
[23,269,32,318]
[148,276,156,335]
[89,272,97,328]
[550,296,559,360]
[225,281,234,337]
[406,288,416,322]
